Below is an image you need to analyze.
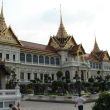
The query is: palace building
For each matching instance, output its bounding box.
[0,5,110,85]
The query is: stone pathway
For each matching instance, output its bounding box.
[20,101,94,110]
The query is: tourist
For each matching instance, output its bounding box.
[74,94,86,110]
[17,102,21,110]
[9,104,17,110]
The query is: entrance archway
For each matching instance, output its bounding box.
[81,70,84,81]
[65,71,70,83]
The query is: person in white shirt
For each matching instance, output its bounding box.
[75,94,86,110]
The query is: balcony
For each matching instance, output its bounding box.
[62,61,90,68]
[0,89,21,110]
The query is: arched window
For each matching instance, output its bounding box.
[81,71,84,81]
[93,63,95,68]
[26,54,32,62]
[65,71,70,83]
[20,53,25,62]
[45,56,49,64]
[33,55,38,64]
[39,55,44,64]
[56,58,60,65]
[50,57,55,64]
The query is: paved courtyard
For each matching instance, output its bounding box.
[20,101,94,110]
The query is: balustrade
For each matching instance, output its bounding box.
[0,89,21,110]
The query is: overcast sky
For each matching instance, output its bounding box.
[2,0,110,53]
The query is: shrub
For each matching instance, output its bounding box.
[93,92,110,110]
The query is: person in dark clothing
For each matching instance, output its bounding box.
[9,104,17,110]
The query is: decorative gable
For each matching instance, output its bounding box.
[0,27,21,46]
[49,37,60,49]
[64,37,77,49]
[103,52,110,61]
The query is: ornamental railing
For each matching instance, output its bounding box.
[0,88,21,110]
[62,61,90,68]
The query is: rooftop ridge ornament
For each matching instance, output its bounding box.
[56,5,68,38]
[0,0,7,34]
[0,0,4,18]
[92,37,100,53]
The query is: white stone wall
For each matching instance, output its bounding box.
[1,44,110,83]
[0,44,20,63]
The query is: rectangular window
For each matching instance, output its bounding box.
[51,74,54,80]
[34,73,37,79]
[56,58,60,65]
[93,63,95,68]
[0,102,3,108]
[40,74,43,80]
[90,62,92,68]
[13,55,15,61]
[27,73,31,80]
[99,63,101,69]
[96,64,99,69]
[0,53,2,59]
[20,72,24,80]
[6,54,9,61]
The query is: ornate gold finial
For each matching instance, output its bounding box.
[92,37,100,53]
[0,0,4,18]
[56,5,68,38]
[59,4,63,29]
[0,0,7,34]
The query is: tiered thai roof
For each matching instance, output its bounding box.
[69,44,85,56]
[48,9,85,55]
[87,38,110,62]
[0,3,21,46]
[0,4,86,56]
[48,13,74,49]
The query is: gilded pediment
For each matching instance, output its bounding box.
[103,53,109,61]
[65,37,76,49]
[48,37,60,49]
[0,27,21,45]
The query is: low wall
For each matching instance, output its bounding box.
[26,94,99,103]
[0,89,21,110]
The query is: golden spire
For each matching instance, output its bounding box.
[0,0,7,33]
[0,0,3,18]
[56,5,68,38]
[92,37,100,53]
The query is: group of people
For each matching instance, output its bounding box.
[9,103,21,110]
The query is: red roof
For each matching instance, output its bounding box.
[20,40,57,53]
